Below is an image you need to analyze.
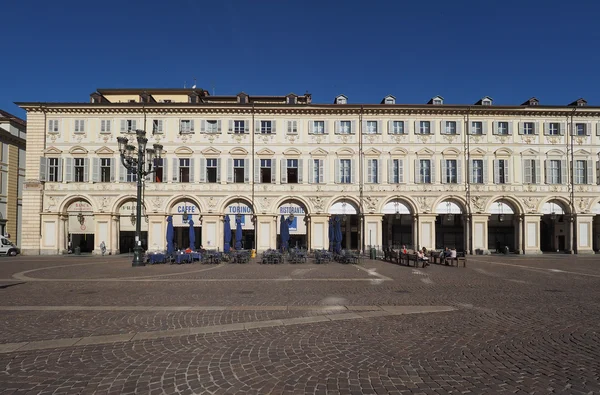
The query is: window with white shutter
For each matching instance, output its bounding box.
[74,120,85,134]
[100,120,112,134]
[48,120,59,134]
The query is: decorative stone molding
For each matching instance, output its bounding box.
[364,196,379,213]
[522,197,540,213]
[470,196,487,213]
[577,198,590,213]
[309,196,326,213]
[415,196,433,213]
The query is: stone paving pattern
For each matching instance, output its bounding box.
[0,254,599,394]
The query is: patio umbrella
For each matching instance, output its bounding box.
[334,216,343,253]
[280,215,290,251]
[223,215,231,253]
[188,219,195,250]
[166,216,174,254]
[328,217,334,252]
[235,215,243,249]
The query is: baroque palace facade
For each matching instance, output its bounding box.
[17,89,600,255]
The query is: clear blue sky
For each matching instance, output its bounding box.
[2,0,600,119]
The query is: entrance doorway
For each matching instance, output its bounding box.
[435,200,464,252]
[119,231,148,254]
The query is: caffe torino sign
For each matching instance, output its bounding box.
[171,202,200,226]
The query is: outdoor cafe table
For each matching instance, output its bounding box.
[148,253,166,264]
[174,253,191,264]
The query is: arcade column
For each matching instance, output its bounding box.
[309,214,329,250]
[523,214,543,255]
[575,214,595,254]
[200,215,221,251]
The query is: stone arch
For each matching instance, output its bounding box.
[484,195,524,215]
[110,195,139,214]
[538,196,571,214]
[218,196,256,214]
[589,196,600,213]
[431,195,468,214]
[59,195,96,214]
[165,195,204,213]
[327,196,361,214]
[379,196,417,214]
[272,196,311,215]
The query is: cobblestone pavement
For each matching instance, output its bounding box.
[0,254,599,394]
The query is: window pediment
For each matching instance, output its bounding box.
[256,148,275,156]
[336,148,355,156]
[441,148,461,156]
[573,149,592,156]
[416,148,434,156]
[69,146,88,155]
[389,147,408,156]
[310,148,328,156]
[229,147,248,156]
[520,148,539,156]
[546,149,565,157]
[494,148,513,157]
[174,146,194,156]
[44,146,63,155]
[470,148,487,156]
[284,148,302,156]
[95,146,115,155]
[363,148,381,156]
[201,147,222,156]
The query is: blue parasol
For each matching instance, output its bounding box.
[188,218,195,250]
[280,215,290,251]
[235,215,243,249]
[166,216,174,254]
[328,217,334,252]
[223,215,231,253]
[334,216,343,253]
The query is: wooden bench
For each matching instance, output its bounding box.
[445,256,467,267]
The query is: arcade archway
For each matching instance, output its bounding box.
[381,199,413,249]
[118,199,148,254]
[487,200,518,253]
[329,199,361,250]
[169,198,202,251]
[593,202,600,253]
[435,200,465,252]
[224,199,255,250]
[540,200,571,253]
[66,199,95,253]
[277,200,309,250]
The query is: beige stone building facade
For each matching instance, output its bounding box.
[0,109,26,245]
[17,89,600,255]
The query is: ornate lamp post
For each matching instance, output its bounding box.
[117,130,163,267]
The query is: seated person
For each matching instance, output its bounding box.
[402,245,408,255]
[450,248,457,259]
[185,247,192,253]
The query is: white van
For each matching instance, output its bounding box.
[0,236,19,256]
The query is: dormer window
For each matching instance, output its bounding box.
[521,97,539,106]
[569,98,587,107]
[382,95,396,105]
[335,95,348,104]
[286,94,297,104]
[429,96,444,105]
[237,92,249,104]
[482,99,492,106]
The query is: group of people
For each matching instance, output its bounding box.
[399,245,457,267]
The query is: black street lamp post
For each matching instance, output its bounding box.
[117,130,163,267]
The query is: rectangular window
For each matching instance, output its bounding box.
[366,121,378,134]
[286,159,298,184]
[445,121,456,135]
[206,120,219,133]
[179,158,190,183]
[367,159,378,183]
[48,120,59,133]
[100,120,111,133]
[391,121,404,134]
[497,122,509,135]
[153,158,164,182]
[523,159,538,184]
[445,159,458,183]
[496,159,508,184]
[549,159,560,184]
[234,159,245,183]
[419,159,431,183]
[48,158,59,182]
[471,121,483,135]
[74,120,85,134]
[523,122,534,135]
[234,120,245,134]
[339,121,351,134]
[575,123,586,136]
[286,120,298,134]
[260,159,272,183]
[120,119,137,132]
[100,158,111,182]
[261,120,273,134]
[74,158,85,182]
[152,120,163,134]
[575,160,587,184]
[547,122,560,136]
[312,159,323,183]
[206,158,218,183]
[419,121,430,134]
[313,121,325,134]
[472,159,483,183]
[180,120,194,134]
[390,159,400,183]
[127,167,137,182]
[340,159,351,184]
